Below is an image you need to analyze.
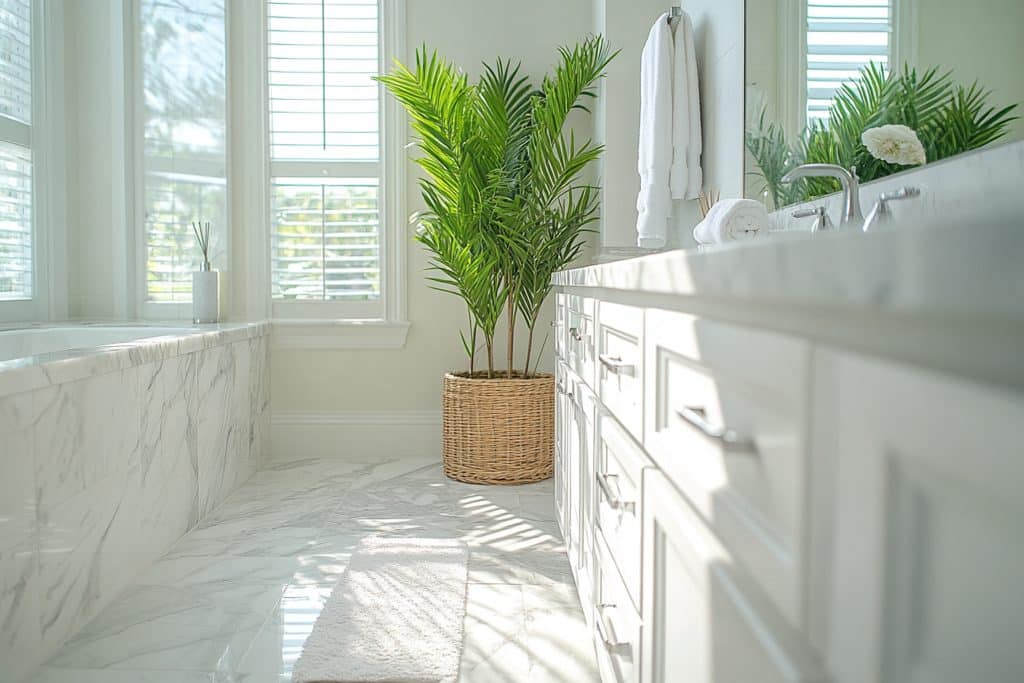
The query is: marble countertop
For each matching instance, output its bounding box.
[554,219,1024,390]
[0,321,270,399]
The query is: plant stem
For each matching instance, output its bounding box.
[506,301,515,379]
[523,312,538,379]
[485,336,495,379]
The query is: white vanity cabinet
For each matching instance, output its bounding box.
[553,269,1024,683]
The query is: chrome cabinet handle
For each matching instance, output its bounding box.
[595,603,625,649]
[556,381,573,397]
[599,354,635,376]
[596,472,635,513]
[675,406,757,453]
[569,326,582,342]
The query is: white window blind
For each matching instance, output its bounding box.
[268,0,382,306]
[140,0,227,305]
[806,0,891,124]
[0,0,32,302]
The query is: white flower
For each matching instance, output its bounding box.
[861,124,927,166]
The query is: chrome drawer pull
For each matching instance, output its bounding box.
[595,603,626,649]
[676,406,758,453]
[599,354,635,376]
[596,472,635,513]
[569,326,582,342]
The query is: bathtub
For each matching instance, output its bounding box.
[0,321,271,679]
[0,324,186,363]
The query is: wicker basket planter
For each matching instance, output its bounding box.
[442,371,554,485]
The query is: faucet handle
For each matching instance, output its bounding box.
[862,186,920,232]
[878,186,920,203]
[792,205,833,233]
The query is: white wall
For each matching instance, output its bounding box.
[915,0,1024,143]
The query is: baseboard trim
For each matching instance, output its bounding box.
[270,410,442,461]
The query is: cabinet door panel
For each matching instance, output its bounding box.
[641,470,825,683]
[814,351,1024,683]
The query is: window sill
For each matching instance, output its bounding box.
[270,319,410,350]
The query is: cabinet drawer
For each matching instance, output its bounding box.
[644,308,810,625]
[597,301,644,440]
[595,413,650,611]
[641,469,826,683]
[567,296,597,389]
[595,533,642,683]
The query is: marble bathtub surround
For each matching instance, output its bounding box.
[0,328,270,681]
[27,458,597,682]
[0,322,269,399]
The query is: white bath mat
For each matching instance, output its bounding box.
[291,536,469,683]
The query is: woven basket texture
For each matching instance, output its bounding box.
[442,371,554,485]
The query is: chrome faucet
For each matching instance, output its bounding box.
[781,163,863,230]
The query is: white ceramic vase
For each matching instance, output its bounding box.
[192,264,219,324]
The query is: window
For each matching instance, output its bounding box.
[268,0,384,318]
[0,0,33,304]
[806,0,891,125]
[139,0,227,310]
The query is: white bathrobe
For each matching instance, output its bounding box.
[636,11,703,249]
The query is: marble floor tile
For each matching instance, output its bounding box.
[46,582,281,673]
[28,459,598,683]
[458,583,531,683]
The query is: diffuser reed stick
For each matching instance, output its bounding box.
[698,190,719,218]
[191,221,212,269]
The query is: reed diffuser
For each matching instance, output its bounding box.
[191,220,219,324]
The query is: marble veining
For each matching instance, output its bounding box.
[25,458,597,683]
[1,325,270,680]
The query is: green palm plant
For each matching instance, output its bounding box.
[746,62,1019,205]
[377,37,615,379]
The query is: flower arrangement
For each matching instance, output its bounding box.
[862,124,927,166]
[747,63,1019,207]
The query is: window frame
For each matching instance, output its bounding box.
[264,0,407,333]
[0,0,51,324]
[129,0,231,321]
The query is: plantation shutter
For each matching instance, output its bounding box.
[140,0,227,305]
[0,0,32,302]
[268,0,382,304]
[806,0,891,124]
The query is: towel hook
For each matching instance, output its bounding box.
[669,5,682,22]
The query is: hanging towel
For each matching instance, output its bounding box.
[671,12,702,201]
[636,12,674,249]
[636,11,704,249]
[692,198,767,245]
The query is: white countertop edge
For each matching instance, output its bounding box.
[553,221,1024,322]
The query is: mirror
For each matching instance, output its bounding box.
[743,0,1024,209]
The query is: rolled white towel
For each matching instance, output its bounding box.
[692,198,767,245]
